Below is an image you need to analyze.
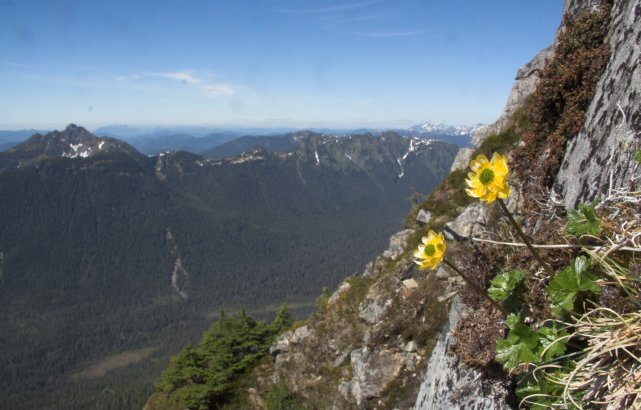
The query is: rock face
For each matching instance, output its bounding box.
[555,0,641,209]
[449,147,475,172]
[471,46,553,146]
[267,224,447,409]
[472,0,621,148]
[347,347,405,406]
[414,2,641,409]
[445,203,489,238]
[563,0,607,17]
[413,298,511,410]
[382,229,414,261]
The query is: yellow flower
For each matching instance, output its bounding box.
[465,153,511,203]
[413,230,446,270]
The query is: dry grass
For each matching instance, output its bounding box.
[519,188,641,409]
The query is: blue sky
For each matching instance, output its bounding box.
[0,0,563,130]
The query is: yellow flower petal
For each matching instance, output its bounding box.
[482,190,498,203]
[413,230,446,270]
[466,188,480,198]
[491,153,509,177]
[469,155,489,173]
[498,183,511,199]
[466,152,511,203]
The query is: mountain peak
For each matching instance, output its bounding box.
[0,124,142,171]
[408,121,484,136]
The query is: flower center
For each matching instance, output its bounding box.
[479,168,495,185]
[424,244,436,256]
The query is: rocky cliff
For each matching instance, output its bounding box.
[415,0,640,408]
[146,0,640,408]
[268,0,637,408]
[555,0,641,209]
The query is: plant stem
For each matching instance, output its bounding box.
[497,198,555,277]
[467,237,641,252]
[443,259,508,315]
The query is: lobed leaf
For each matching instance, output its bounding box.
[536,322,569,361]
[547,256,601,316]
[566,201,601,237]
[488,270,526,302]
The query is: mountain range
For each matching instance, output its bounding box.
[0,124,458,408]
[0,121,477,155]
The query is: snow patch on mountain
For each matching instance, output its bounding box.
[409,122,483,136]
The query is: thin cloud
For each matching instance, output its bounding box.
[141,70,235,97]
[279,0,381,15]
[201,83,235,97]
[355,29,433,38]
[321,12,386,24]
[4,61,37,69]
[142,71,202,85]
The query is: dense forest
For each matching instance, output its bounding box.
[0,127,457,408]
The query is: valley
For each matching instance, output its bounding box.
[0,125,458,408]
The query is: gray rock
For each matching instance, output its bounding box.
[359,296,392,325]
[416,209,432,225]
[473,0,610,150]
[404,341,417,353]
[413,297,511,409]
[291,325,313,344]
[333,348,352,368]
[445,189,521,238]
[270,325,313,357]
[435,266,452,280]
[270,330,293,356]
[349,347,405,406]
[472,46,553,146]
[449,148,475,172]
[563,0,605,18]
[328,281,351,305]
[382,229,415,260]
[338,381,352,400]
[555,0,641,209]
[445,203,488,238]
[402,278,419,290]
[404,352,419,372]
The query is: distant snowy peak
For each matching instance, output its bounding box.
[0,124,143,171]
[408,122,484,136]
[34,124,139,159]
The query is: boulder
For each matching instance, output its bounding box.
[416,209,432,225]
[445,203,488,238]
[382,229,414,260]
[349,347,405,406]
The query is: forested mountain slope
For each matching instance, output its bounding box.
[0,125,457,409]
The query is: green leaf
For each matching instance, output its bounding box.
[536,322,569,361]
[566,201,601,237]
[635,149,641,164]
[495,339,539,373]
[496,314,542,372]
[547,256,601,316]
[488,270,526,301]
[516,372,570,409]
[507,316,540,349]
